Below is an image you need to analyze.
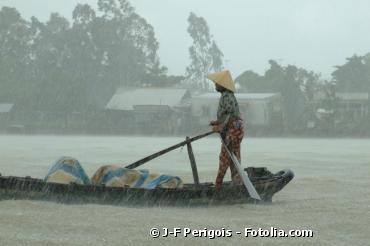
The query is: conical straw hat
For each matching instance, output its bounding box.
[207,70,236,92]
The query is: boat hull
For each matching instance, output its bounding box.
[0,168,294,206]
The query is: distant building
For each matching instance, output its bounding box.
[311,91,370,132]
[0,103,13,114]
[0,103,14,131]
[335,92,369,123]
[191,93,282,128]
[105,88,191,134]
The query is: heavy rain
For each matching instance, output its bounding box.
[0,0,369,245]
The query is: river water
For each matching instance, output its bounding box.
[0,135,369,245]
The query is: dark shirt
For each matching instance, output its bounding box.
[217,91,241,129]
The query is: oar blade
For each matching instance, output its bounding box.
[220,138,261,200]
[230,152,261,200]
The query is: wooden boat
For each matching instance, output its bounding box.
[0,167,293,206]
[0,132,294,206]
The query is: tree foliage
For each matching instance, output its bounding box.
[332,54,370,92]
[0,2,167,112]
[236,60,322,131]
[185,12,224,91]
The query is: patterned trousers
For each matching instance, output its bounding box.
[215,120,244,189]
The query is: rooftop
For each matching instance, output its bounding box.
[195,93,278,100]
[336,92,369,101]
[0,103,14,113]
[106,88,190,110]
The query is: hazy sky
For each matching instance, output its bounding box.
[1,0,370,79]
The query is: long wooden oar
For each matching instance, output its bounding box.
[220,137,261,200]
[125,131,215,169]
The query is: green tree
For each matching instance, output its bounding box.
[0,7,32,103]
[185,12,224,91]
[28,13,74,112]
[236,70,273,92]
[96,0,166,88]
[281,65,306,131]
[0,2,168,115]
[236,60,321,132]
[332,54,370,92]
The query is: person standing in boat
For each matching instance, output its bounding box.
[207,70,244,190]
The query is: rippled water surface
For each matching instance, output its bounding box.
[0,135,369,245]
